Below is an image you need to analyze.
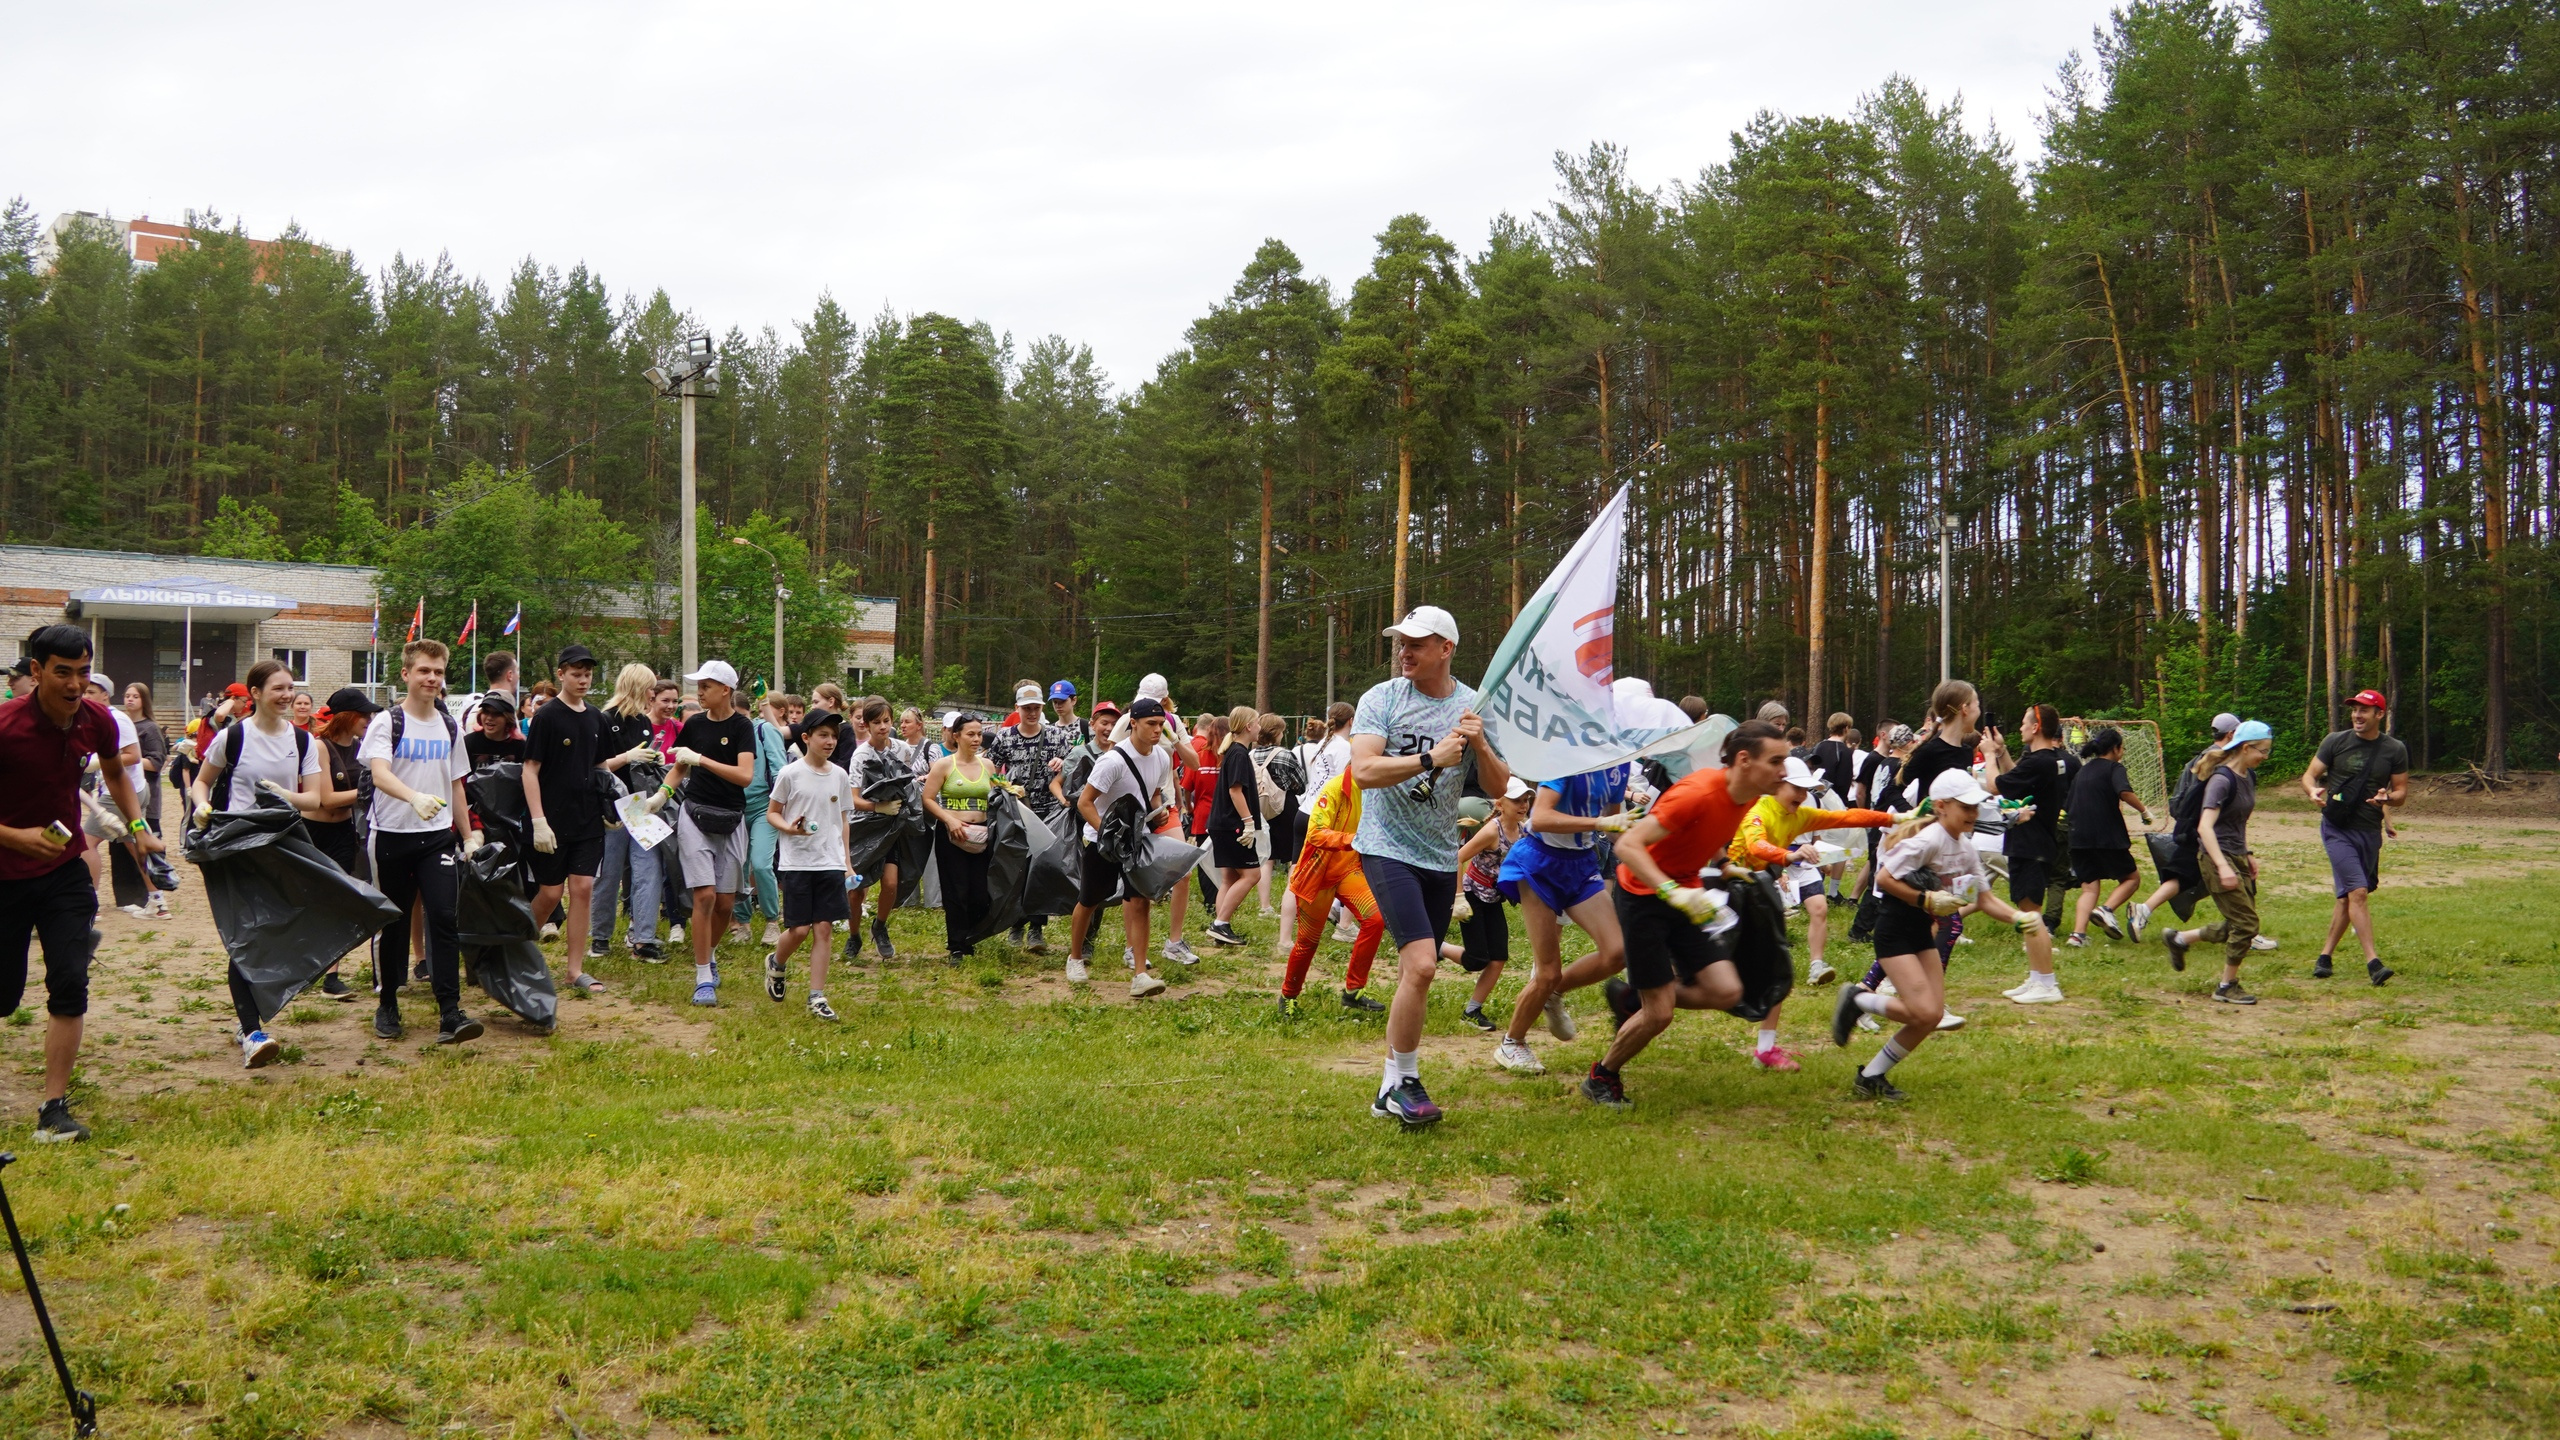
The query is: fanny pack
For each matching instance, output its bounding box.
[953,822,991,854]
[684,798,744,836]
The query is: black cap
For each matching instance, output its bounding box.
[1127,697,1166,720]
[323,686,383,716]
[474,690,516,714]
[795,708,843,737]
[554,643,597,670]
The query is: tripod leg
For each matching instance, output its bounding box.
[0,1154,98,1436]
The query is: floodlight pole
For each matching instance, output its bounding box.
[681,387,699,680]
[1938,509,1956,686]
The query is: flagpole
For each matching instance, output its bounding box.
[470,599,478,695]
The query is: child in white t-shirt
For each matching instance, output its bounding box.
[764,711,853,1020]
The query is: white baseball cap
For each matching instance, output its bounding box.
[1014,683,1043,707]
[1928,769,1993,807]
[1780,756,1821,791]
[940,710,964,731]
[684,660,739,689]
[1136,673,1169,701]
[1503,775,1533,800]
[87,672,113,694]
[1382,605,1459,644]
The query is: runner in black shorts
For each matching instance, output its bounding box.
[2065,727,2153,946]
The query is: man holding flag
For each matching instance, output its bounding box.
[1350,604,1509,1129]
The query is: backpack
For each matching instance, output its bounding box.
[219,720,311,811]
[1266,745,1307,797]
[1249,746,1286,816]
[2167,760,2214,844]
[2320,734,2393,827]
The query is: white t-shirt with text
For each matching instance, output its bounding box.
[358,705,470,835]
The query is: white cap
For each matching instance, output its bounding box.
[1503,775,1533,800]
[940,710,964,731]
[685,660,739,689]
[1382,605,1459,644]
[2210,712,2239,736]
[1136,673,1169,701]
[1014,683,1043,707]
[1781,755,1821,791]
[1928,769,1993,807]
[88,672,113,694]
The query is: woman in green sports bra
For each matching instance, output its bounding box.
[923,713,998,959]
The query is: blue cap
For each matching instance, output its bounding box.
[2230,720,2273,744]
[1048,680,1077,699]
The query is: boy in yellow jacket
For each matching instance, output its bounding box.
[1726,754,1899,1069]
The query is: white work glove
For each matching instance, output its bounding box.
[191,794,214,826]
[83,752,102,774]
[619,744,658,766]
[1452,894,1473,923]
[630,785,674,818]
[2013,913,2049,938]
[875,799,902,817]
[1238,824,1258,846]
[1662,884,1718,925]
[532,816,558,854]
[409,791,447,824]
[1594,810,1634,833]
[256,778,295,803]
[464,830,485,855]
[672,746,706,768]
[1922,889,1964,918]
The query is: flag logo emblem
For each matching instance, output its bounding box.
[1572,608,1614,684]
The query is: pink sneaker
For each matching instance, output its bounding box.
[1753,1045,1802,1072]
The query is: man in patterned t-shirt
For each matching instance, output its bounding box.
[986,682,1076,951]
[1349,605,1511,1128]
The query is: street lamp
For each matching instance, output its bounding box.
[731,535,787,694]
[648,334,718,679]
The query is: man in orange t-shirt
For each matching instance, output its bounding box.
[1574,719,1792,1109]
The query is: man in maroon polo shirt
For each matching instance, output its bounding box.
[0,624,161,1143]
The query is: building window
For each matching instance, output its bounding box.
[351,650,383,688]
[272,649,309,684]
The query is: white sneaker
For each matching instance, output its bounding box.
[1876,978,1898,999]
[1164,939,1199,966]
[2001,974,2036,998]
[1807,957,1836,985]
[1937,1011,1967,1031]
[1857,1013,1883,1033]
[1954,934,1975,945]
[760,918,778,947]
[2010,977,2065,1005]
[2129,902,2152,942]
[1123,946,1136,970]
[117,903,149,919]
[1066,955,1090,983]
[807,995,839,1021]
[1333,915,1360,943]
[1543,994,1576,1041]
[147,894,171,919]
[2252,934,2279,951]
[540,922,560,942]
[1130,971,1167,999]
[668,924,687,948]
[1495,1038,1544,1074]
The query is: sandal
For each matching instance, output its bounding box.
[568,973,606,995]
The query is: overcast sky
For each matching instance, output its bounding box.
[12,1,2119,388]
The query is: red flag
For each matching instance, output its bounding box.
[405,597,424,644]
[457,601,478,645]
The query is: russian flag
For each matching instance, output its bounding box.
[502,603,521,637]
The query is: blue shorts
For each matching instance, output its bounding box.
[1360,852,1455,955]
[2320,820,2383,896]
[1497,837,1607,915]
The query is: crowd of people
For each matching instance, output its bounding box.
[0,610,2419,1141]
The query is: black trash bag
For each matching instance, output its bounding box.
[455,838,557,1027]
[591,766,630,826]
[183,799,401,1022]
[2143,833,2203,920]
[893,805,936,901]
[1720,869,1796,1021]
[468,762,531,873]
[955,789,1040,949]
[1024,803,1083,916]
[1095,796,1208,904]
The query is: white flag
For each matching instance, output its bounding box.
[1475,484,1729,782]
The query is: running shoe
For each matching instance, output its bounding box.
[1495,1038,1544,1074]
[1276,994,1301,1020]
[240,1030,282,1069]
[760,918,778,947]
[320,972,356,1001]
[633,942,666,964]
[809,995,839,1021]
[32,1098,89,1144]
[147,893,172,919]
[2065,933,2087,949]
[1806,957,1837,986]
[1008,926,1025,948]
[540,922,560,943]
[1206,922,1247,948]
[1341,989,1386,1014]
[2368,957,2394,987]
[1753,1045,1802,1072]
[1165,939,1203,965]
[1831,983,1867,1048]
[1024,924,1049,955]
[2313,953,2334,979]
[588,939,610,962]
[1460,1003,1495,1033]
[1065,954,1090,984]
[435,1013,485,1045]
[1580,1067,1632,1110]
[116,903,149,919]
[668,923,688,948]
[692,974,718,1007]
[1937,1011,1966,1031]
[2251,934,2279,951]
[1123,946,1136,970]
[2092,906,2122,941]
[1857,1014,1883,1033]
[2164,928,2190,971]
[1602,977,1639,1032]
[1543,994,1576,1041]
[373,1005,403,1041]
[2213,981,2258,1005]
[1853,1071,1908,1102]
[2010,976,2064,1005]
[1373,1076,1444,1127]
[2128,902,2152,942]
[764,950,786,1002]
[2001,974,2035,998]
[871,922,895,961]
[1131,971,1167,999]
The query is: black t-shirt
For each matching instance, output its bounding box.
[1899,734,1973,809]
[2314,729,2409,834]
[677,710,758,811]
[2068,756,2134,850]
[465,731,525,769]
[1209,742,1262,829]
[1995,746,2078,860]
[596,707,654,761]
[1809,737,1857,799]
[525,699,605,840]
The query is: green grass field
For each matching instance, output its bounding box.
[2,798,2557,1439]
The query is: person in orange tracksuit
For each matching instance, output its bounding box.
[1279,769,1385,1017]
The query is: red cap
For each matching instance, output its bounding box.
[2350,689,2387,710]
[225,682,250,698]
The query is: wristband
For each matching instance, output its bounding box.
[127,816,149,835]
[659,784,678,799]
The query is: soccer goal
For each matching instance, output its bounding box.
[2062,716,2169,820]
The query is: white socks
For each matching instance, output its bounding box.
[1861,1038,1909,1079]
[1756,1028,1779,1054]
[1854,989,1893,1016]
[695,963,715,985]
[1381,1049,1419,1093]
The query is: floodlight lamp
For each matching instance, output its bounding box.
[685,335,714,360]
[644,366,669,391]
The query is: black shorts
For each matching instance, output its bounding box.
[1456,895,1509,972]
[2070,845,2137,884]
[1873,892,1940,958]
[0,858,95,1018]
[1077,839,1126,909]
[305,818,368,881]
[2007,855,2053,908]
[1210,821,1261,871]
[781,869,850,928]
[528,833,605,886]
[1360,852,1455,955]
[1614,884,1725,993]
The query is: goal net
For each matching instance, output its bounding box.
[2062,716,2169,821]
